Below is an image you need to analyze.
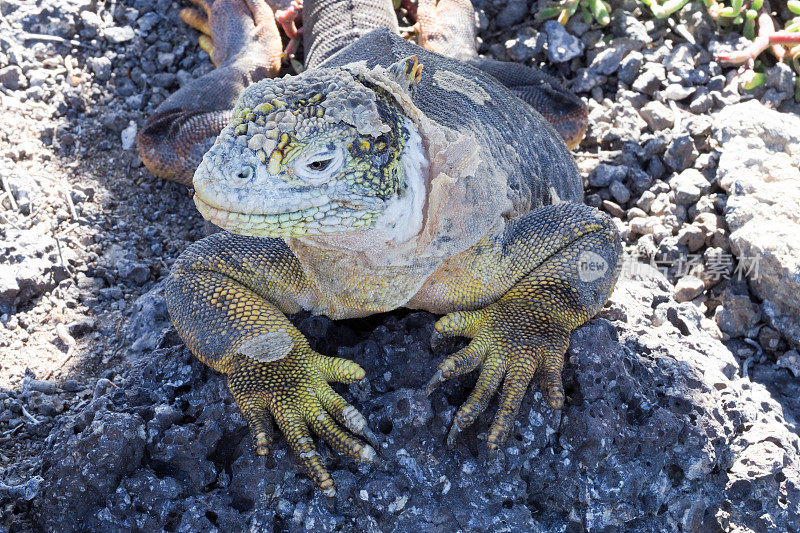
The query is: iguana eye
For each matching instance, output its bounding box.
[293,148,344,183]
[307,158,333,171]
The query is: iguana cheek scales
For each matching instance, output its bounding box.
[146,0,618,497]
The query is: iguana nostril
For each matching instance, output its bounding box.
[236,167,253,181]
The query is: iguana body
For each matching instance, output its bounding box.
[137,0,620,496]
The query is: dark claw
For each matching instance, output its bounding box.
[425,369,444,396]
[446,422,461,449]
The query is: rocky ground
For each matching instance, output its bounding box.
[0,0,799,531]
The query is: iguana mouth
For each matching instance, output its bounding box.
[194,195,380,237]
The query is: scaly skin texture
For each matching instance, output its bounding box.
[144,0,621,496]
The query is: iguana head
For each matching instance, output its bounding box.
[193,57,428,242]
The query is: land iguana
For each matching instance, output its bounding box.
[135,0,621,496]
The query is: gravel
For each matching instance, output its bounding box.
[1,0,799,529]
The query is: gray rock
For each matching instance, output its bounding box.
[609,180,630,204]
[632,65,664,95]
[86,56,112,82]
[79,10,103,32]
[588,164,627,188]
[674,275,704,303]
[102,25,136,43]
[670,168,710,205]
[570,67,605,93]
[664,135,698,171]
[617,50,643,85]
[495,0,528,27]
[124,284,171,352]
[765,62,795,94]
[544,20,584,63]
[0,65,28,90]
[714,101,800,347]
[777,350,800,377]
[611,9,650,44]
[714,289,761,337]
[664,43,697,80]
[150,72,176,88]
[137,12,161,32]
[689,88,713,114]
[639,100,673,131]
[504,29,543,63]
[662,83,695,101]
[590,46,627,76]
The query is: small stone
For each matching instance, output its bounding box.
[137,12,161,32]
[544,21,584,63]
[776,350,800,377]
[665,43,697,79]
[102,26,136,43]
[0,65,28,90]
[639,101,674,131]
[495,0,528,27]
[636,190,657,213]
[588,164,626,188]
[618,51,643,85]
[670,169,710,205]
[571,68,605,93]
[664,135,698,171]
[714,291,761,337]
[151,72,176,88]
[674,275,705,303]
[662,84,695,101]
[602,200,625,218]
[609,180,631,204]
[87,56,112,82]
[591,47,627,76]
[677,224,705,252]
[80,11,103,32]
[611,10,650,44]
[121,121,137,151]
[689,89,713,114]
[157,52,175,69]
[765,62,795,94]
[632,68,662,96]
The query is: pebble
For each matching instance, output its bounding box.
[87,56,112,82]
[670,168,710,205]
[674,275,705,303]
[590,46,628,76]
[662,84,695,101]
[689,88,713,114]
[602,200,625,218]
[632,67,662,95]
[664,135,698,171]
[639,101,673,131]
[776,350,800,377]
[102,26,136,43]
[505,29,543,63]
[544,21,584,63]
[609,180,631,204]
[121,121,138,151]
[588,164,627,188]
[617,51,643,85]
[0,65,28,90]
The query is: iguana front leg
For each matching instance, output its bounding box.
[165,232,378,496]
[136,0,283,185]
[424,203,621,449]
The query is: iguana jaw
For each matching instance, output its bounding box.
[193,192,382,237]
